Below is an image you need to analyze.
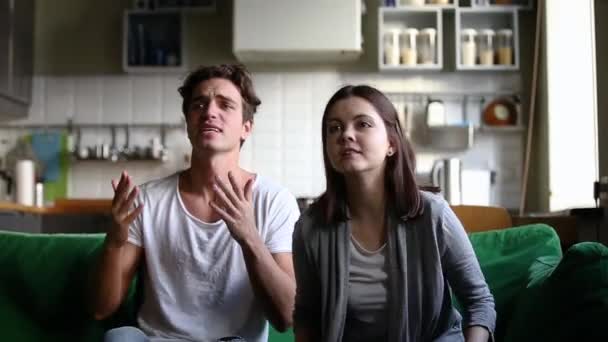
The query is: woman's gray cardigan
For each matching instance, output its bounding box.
[292,191,496,341]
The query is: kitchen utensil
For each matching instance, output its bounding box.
[426,99,446,127]
[483,97,517,126]
[15,159,35,206]
[461,169,492,205]
[431,158,462,205]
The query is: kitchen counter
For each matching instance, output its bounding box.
[0,199,112,215]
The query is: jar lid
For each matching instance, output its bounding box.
[478,28,496,36]
[461,28,477,36]
[402,28,419,35]
[420,28,437,36]
[497,28,513,36]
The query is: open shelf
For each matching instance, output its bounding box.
[461,0,533,10]
[455,7,519,70]
[379,7,443,71]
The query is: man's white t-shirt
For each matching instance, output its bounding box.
[127,172,300,342]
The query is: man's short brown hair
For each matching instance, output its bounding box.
[178,64,261,123]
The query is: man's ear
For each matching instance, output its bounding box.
[241,120,253,141]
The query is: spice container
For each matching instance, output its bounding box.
[497,29,513,65]
[461,28,477,66]
[383,28,401,66]
[400,0,425,5]
[477,29,495,65]
[400,28,418,65]
[418,28,437,64]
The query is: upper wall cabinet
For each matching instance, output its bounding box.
[233,0,363,63]
[379,0,529,72]
[123,10,186,73]
[0,0,34,120]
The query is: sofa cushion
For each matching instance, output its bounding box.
[504,241,608,342]
[466,224,563,340]
[0,231,137,342]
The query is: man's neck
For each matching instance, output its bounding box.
[185,150,243,196]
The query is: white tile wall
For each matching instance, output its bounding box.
[0,71,524,209]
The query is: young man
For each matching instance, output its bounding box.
[91,64,300,342]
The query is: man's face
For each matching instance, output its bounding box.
[185,78,252,154]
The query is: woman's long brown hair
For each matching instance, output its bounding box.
[312,85,426,225]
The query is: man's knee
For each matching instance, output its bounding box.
[104,326,149,342]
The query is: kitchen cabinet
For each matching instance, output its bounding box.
[455,7,519,70]
[233,0,363,63]
[378,0,527,72]
[0,0,34,119]
[123,10,186,73]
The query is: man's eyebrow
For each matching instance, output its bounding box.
[216,94,237,104]
[190,94,237,105]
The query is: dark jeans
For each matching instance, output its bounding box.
[104,326,246,342]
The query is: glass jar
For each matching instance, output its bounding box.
[418,28,437,65]
[428,0,450,4]
[400,0,425,6]
[477,29,495,65]
[461,28,477,66]
[496,29,513,65]
[400,28,418,65]
[383,28,401,66]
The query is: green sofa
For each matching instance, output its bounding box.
[0,224,607,341]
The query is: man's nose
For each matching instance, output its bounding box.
[202,100,220,119]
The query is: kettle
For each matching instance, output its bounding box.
[431,158,462,205]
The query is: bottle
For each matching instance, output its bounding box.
[478,29,496,65]
[461,28,477,66]
[497,29,514,65]
[400,28,418,65]
[35,181,44,207]
[418,28,437,64]
[383,28,401,66]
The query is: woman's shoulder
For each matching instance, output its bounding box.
[417,190,451,220]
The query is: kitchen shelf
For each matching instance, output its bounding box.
[427,124,475,150]
[378,7,443,71]
[455,7,519,70]
[122,10,186,73]
[154,0,216,12]
[461,0,533,10]
[391,0,458,10]
[478,125,525,133]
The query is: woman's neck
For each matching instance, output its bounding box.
[344,171,386,222]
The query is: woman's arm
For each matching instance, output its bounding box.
[464,325,490,342]
[292,218,321,341]
[439,205,496,341]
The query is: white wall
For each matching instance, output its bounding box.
[0,71,524,209]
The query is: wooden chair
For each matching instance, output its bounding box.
[451,205,513,233]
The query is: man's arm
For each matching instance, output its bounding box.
[89,171,144,320]
[90,242,143,320]
[211,172,296,332]
[241,245,296,332]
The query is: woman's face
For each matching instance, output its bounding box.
[325,96,394,175]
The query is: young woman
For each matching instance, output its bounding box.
[292,85,496,342]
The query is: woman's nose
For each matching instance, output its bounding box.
[338,126,355,143]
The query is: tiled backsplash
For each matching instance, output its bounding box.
[0,71,523,209]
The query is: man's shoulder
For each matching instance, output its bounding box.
[253,175,295,202]
[139,172,180,200]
